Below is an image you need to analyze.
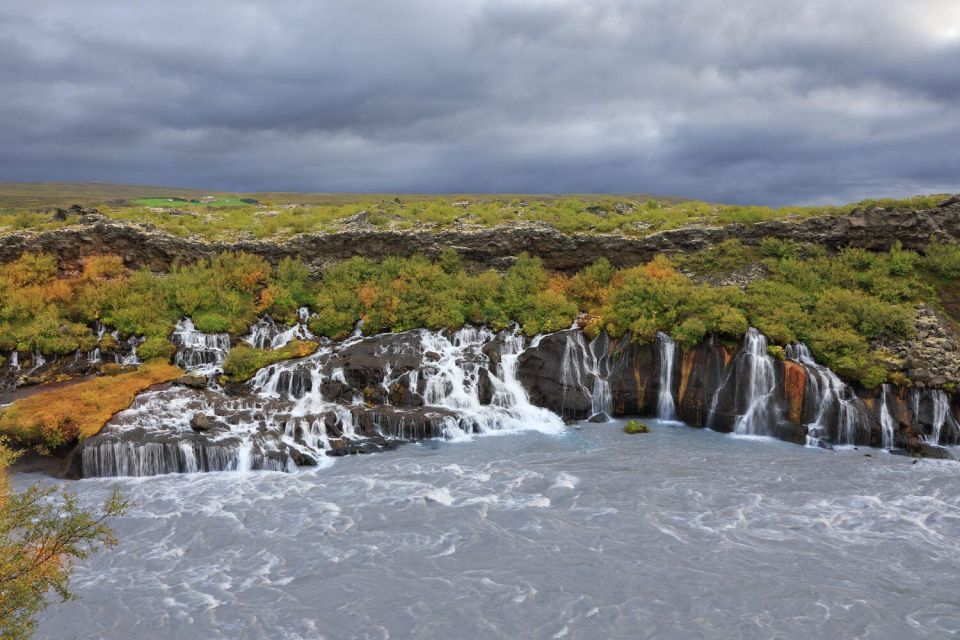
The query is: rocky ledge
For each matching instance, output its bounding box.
[1,198,959,273]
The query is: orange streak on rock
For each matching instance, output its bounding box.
[783,361,806,424]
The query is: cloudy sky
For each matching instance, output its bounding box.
[1,1,958,204]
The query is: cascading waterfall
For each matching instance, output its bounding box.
[786,343,872,446]
[245,307,314,349]
[118,336,143,366]
[560,332,614,421]
[879,384,896,449]
[27,349,47,373]
[419,326,565,436]
[172,318,231,373]
[88,321,106,363]
[8,351,18,370]
[719,328,777,436]
[77,321,564,478]
[656,332,677,421]
[926,390,957,445]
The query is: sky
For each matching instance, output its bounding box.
[0,0,958,205]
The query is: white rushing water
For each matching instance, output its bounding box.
[560,331,617,421]
[656,331,677,421]
[171,318,231,374]
[707,328,778,436]
[245,307,314,349]
[23,420,960,640]
[80,322,564,477]
[925,389,958,445]
[786,343,872,447]
[879,384,896,449]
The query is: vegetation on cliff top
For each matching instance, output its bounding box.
[0,186,948,241]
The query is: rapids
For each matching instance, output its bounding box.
[19,419,960,639]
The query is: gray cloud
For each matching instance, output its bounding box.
[0,0,958,204]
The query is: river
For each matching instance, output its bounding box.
[19,418,960,639]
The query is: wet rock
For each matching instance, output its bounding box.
[770,420,808,445]
[891,444,953,460]
[588,412,611,423]
[286,447,317,467]
[189,414,227,432]
[481,338,504,365]
[916,443,951,459]
[175,374,208,389]
[517,329,592,419]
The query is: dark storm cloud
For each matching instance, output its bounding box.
[0,0,958,204]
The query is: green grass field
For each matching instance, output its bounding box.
[130,197,255,208]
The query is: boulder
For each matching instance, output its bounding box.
[175,374,208,389]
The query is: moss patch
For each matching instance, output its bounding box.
[221,340,319,383]
[624,420,651,434]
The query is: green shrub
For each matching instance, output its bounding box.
[192,313,231,334]
[624,420,650,434]
[137,336,176,361]
[924,242,960,279]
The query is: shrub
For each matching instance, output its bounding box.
[758,238,800,259]
[192,313,231,334]
[624,420,650,434]
[924,242,960,279]
[137,336,176,361]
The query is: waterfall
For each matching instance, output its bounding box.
[9,351,18,370]
[879,384,896,449]
[785,343,872,446]
[559,332,615,421]
[172,318,231,373]
[656,332,677,421]
[712,328,778,436]
[78,325,564,478]
[118,336,143,366]
[88,321,106,363]
[245,307,314,349]
[28,349,46,372]
[926,390,957,445]
[418,326,564,435]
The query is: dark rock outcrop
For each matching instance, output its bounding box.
[2,200,958,274]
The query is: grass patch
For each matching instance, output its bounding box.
[0,360,182,449]
[221,340,320,383]
[130,197,255,208]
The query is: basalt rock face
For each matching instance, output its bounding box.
[2,200,959,273]
[515,329,960,454]
[45,321,960,479]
